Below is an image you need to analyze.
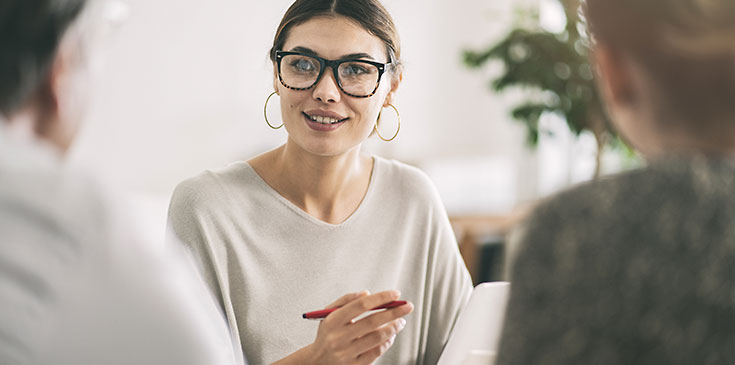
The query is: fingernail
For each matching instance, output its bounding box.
[399,318,406,328]
[394,290,401,298]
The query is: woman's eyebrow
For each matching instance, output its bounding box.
[288,46,376,61]
[289,46,318,56]
[341,52,375,61]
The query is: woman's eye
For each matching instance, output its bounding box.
[343,64,369,75]
[291,58,316,72]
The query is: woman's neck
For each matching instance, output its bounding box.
[251,141,374,224]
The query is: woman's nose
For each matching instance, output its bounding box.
[312,67,341,103]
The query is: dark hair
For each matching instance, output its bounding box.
[0,0,87,118]
[269,0,401,72]
[585,0,735,123]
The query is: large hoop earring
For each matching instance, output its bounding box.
[374,104,400,142]
[264,91,283,129]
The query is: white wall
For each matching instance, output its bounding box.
[71,0,545,217]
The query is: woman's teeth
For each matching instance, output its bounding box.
[308,115,343,124]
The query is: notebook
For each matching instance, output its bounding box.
[436,281,510,365]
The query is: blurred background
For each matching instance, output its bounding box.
[70,0,637,282]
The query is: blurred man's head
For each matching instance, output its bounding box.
[586,0,735,157]
[0,0,89,153]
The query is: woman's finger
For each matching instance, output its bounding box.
[324,290,370,309]
[317,291,370,332]
[329,290,401,325]
[355,334,397,365]
[349,301,413,339]
[349,318,406,355]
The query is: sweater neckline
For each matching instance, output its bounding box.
[242,156,381,229]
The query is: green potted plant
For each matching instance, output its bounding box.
[464,0,622,177]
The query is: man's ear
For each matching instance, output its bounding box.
[34,37,83,153]
[594,44,635,108]
[33,50,67,137]
[383,71,403,106]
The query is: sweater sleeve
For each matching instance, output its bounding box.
[421,183,474,365]
[167,176,249,365]
[166,178,225,308]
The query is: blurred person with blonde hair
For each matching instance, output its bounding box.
[497,0,735,364]
[0,0,242,363]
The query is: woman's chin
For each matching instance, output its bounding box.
[292,138,359,158]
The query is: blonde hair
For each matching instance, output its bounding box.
[664,0,735,55]
[269,0,402,74]
[586,0,735,123]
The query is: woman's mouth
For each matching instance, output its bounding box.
[307,114,343,124]
[303,112,348,124]
[303,112,349,131]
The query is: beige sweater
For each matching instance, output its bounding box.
[168,156,473,365]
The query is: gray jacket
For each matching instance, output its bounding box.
[498,156,735,365]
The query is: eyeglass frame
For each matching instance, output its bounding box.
[275,50,392,98]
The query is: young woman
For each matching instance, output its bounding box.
[168,1,473,364]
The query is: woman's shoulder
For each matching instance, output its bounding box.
[170,162,258,210]
[373,155,442,203]
[375,155,435,187]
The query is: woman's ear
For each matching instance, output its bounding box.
[272,64,280,94]
[384,71,403,106]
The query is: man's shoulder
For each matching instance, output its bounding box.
[528,168,646,227]
[538,157,735,221]
[520,157,735,260]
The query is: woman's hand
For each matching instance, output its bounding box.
[273,290,414,365]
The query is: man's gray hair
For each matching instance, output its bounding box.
[0,0,87,118]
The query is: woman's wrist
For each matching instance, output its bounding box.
[271,343,316,365]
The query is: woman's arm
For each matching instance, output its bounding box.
[421,187,474,364]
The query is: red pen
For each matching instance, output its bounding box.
[302,300,407,320]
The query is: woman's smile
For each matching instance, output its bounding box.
[302,110,349,131]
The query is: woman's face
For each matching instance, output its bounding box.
[274,16,399,157]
